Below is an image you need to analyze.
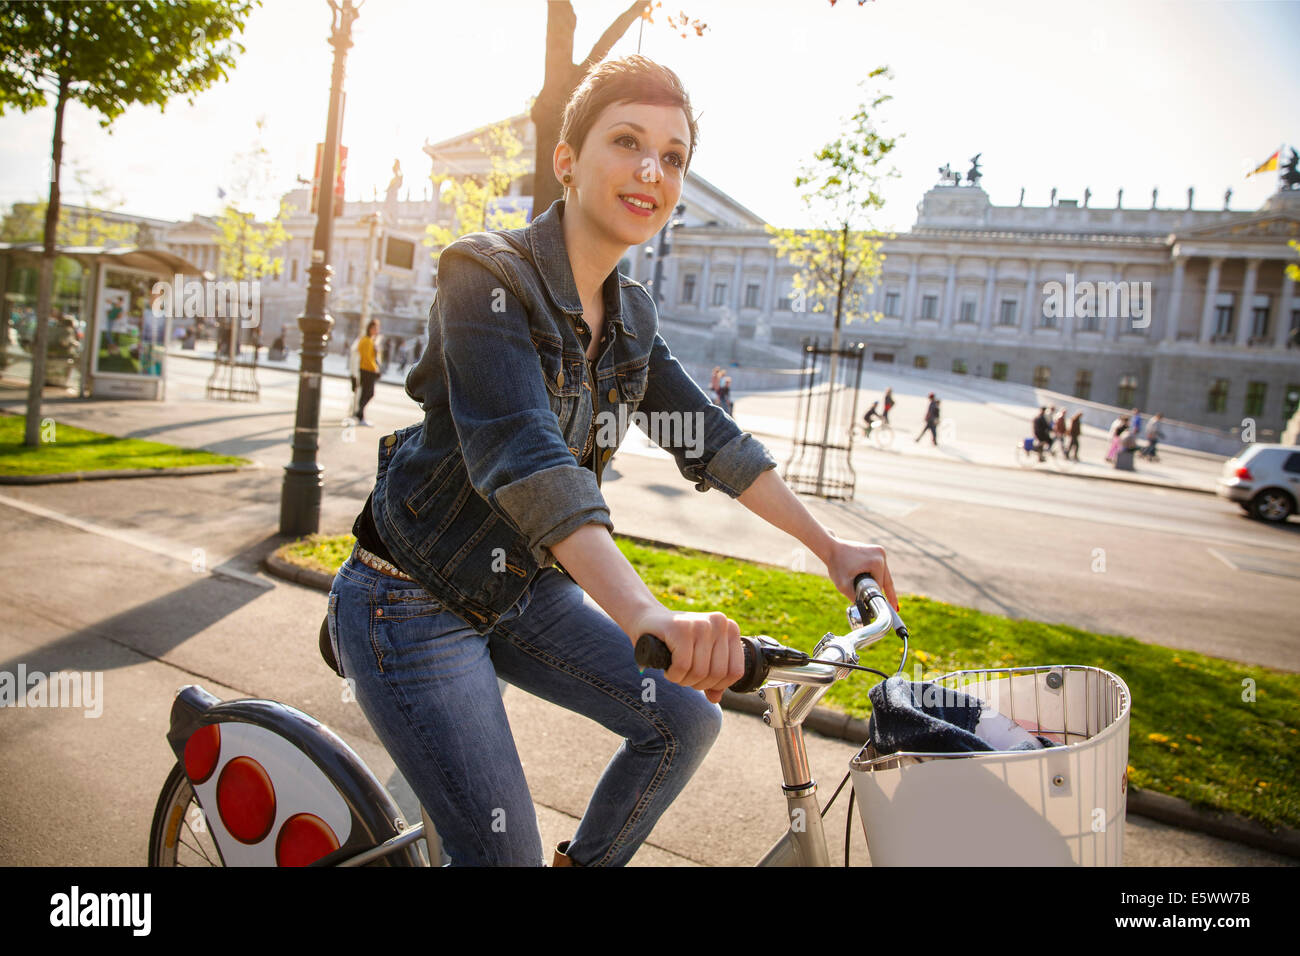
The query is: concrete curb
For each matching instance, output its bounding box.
[0,461,257,484]
[262,537,1298,860]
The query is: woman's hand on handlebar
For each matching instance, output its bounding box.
[823,534,898,612]
[627,607,745,705]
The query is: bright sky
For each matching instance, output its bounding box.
[1,0,1298,233]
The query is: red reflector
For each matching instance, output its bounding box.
[1235,466,1253,480]
[217,756,277,844]
[183,724,221,784]
[276,813,341,867]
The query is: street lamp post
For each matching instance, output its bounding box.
[279,0,359,536]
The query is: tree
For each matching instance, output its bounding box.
[766,65,898,492]
[530,2,708,215]
[426,117,532,250]
[0,0,258,445]
[213,118,291,355]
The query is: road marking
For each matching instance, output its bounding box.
[0,492,272,590]
[1206,547,1238,571]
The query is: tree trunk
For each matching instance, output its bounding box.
[25,58,70,447]
[531,1,650,218]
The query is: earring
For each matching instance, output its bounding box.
[563,174,572,185]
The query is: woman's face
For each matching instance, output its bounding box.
[557,101,690,251]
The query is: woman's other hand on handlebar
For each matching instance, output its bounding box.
[628,607,744,705]
[823,534,898,612]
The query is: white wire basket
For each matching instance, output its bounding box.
[849,665,1131,866]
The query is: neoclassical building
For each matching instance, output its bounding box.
[134,112,1300,434]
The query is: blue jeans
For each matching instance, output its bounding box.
[327,556,722,866]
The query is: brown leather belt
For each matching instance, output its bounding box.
[353,544,415,582]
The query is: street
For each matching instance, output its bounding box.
[0,354,1294,866]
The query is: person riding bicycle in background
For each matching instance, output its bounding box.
[327,55,898,868]
[861,400,881,437]
[1032,406,1052,461]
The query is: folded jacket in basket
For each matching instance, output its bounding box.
[867,675,1055,755]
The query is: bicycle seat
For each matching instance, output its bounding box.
[319,615,342,677]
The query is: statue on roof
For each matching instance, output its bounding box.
[966,153,983,188]
[936,163,961,187]
[1282,148,1300,190]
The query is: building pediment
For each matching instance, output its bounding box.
[1178,214,1300,241]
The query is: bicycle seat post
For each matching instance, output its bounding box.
[755,680,832,867]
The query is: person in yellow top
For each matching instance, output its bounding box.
[356,318,380,426]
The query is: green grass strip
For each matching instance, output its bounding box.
[282,532,1300,830]
[0,414,247,476]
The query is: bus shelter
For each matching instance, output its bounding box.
[0,244,202,400]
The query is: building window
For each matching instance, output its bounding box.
[681,274,696,304]
[1214,304,1234,338]
[712,282,727,306]
[1207,378,1229,414]
[873,352,895,364]
[1080,311,1099,332]
[1290,310,1300,346]
[884,291,900,317]
[777,295,792,311]
[952,358,968,375]
[959,299,976,323]
[290,259,299,283]
[1074,368,1092,400]
[913,355,929,369]
[991,361,1008,381]
[1284,384,1300,421]
[1251,307,1270,340]
[1117,374,1138,407]
[998,299,1017,326]
[745,283,761,309]
[1244,381,1267,417]
[1040,309,1057,329]
[921,294,938,319]
[1033,365,1051,388]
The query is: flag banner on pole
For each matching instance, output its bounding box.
[1247,149,1280,177]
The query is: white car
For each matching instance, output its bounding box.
[1217,443,1300,523]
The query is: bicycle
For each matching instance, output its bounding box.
[149,574,1128,866]
[852,420,895,450]
[1015,436,1073,469]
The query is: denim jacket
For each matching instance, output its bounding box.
[370,198,776,632]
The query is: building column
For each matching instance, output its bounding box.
[941,256,958,330]
[1275,273,1296,349]
[979,259,997,333]
[1023,259,1038,331]
[1198,256,1224,343]
[1164,256,1186,342]
[1105,264,1124,342]
[731,250,744,313]
[764,252,776,311]
[902,255,920,328]
[697,249,711,313]
[1235,258,1259,347]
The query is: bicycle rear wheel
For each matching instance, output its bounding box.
[874,424,895,449]
[148,762,224,867]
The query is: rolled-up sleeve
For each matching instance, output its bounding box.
[437,243,612,565]
[636,318,777,498]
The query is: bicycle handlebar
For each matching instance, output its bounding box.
[633,573,901,694]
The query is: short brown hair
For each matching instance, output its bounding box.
[558,55,698,172]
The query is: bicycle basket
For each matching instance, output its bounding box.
[849,665,1130,866]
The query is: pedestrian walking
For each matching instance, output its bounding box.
[915,392,940,445]
[1105,415,1129,463]
[1066,411,1083,460]
[356,319,381,426]
[1031,406,1052,461]
[1052,407,1067,451]
[1140,413,1164,460]
[882,387,895,424]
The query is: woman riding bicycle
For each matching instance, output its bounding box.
[327,56,897,867]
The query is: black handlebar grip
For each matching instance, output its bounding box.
[635,634,767,695]
[635,633,672,671]
[853,572,882,620]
